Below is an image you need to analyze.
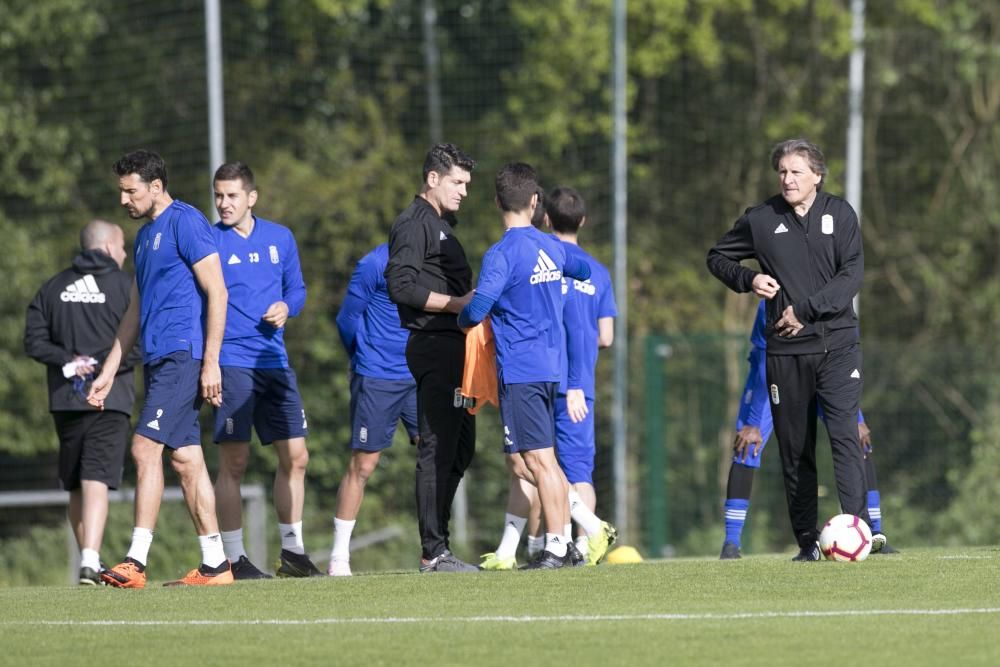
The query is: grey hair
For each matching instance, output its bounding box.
[770,139,827,190]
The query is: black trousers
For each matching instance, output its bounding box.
[406,331,476,559]
[766,344,869,547]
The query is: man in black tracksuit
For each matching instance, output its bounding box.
[24,219,139,583]
[385,143,478,572]
[707,139,871,561]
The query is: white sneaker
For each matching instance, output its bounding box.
[327,559,352,577]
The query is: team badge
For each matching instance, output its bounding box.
[769,384,780,405]
[821,214,834,235]
[269,245,279,264]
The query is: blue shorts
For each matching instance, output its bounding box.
[350,374,418,452]
[134,350,203,449]
[213,367,308,445]
[498,382,557,454]
[554,395,596,484]
[732,384,774,469]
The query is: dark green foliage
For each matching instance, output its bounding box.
[1,0,996,574]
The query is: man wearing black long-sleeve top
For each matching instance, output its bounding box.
[707,138,871,561]
[24,219,139,584]
[385,143,477,573]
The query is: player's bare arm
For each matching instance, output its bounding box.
[424,289,474,314]
[87,280,140,409]
[597,317,614,349]
[193,253,227,407]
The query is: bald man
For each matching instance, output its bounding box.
[24,219,139,585]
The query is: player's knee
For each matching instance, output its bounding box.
[169,450,204,479]
[522,449,556,477]
[505,454,532,483]
[280,443,309,476]
[130,439,160,468]
[218,446,250,477]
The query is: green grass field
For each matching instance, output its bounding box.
[2,547,998,667]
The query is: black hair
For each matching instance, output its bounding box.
[495,163,538,213]
[422,143,475,182]
[213,161,256,192]
[112,150,168,189]
[545,186,586,234]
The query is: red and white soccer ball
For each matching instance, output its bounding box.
[819,514,873,562]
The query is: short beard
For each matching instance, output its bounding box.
[130,203,156,219]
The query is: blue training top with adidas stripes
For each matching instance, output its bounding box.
[462,225,573,385]
[212,216,306,368]
[134,200,218,363]
[559,242,617,399]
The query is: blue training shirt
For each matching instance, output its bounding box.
[464,226,569,384]
[560,242,617,398]
[213,217,306,368]
[134,200,218,363]
[336,244,411,381]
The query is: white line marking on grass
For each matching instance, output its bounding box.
[6,608,1000,627]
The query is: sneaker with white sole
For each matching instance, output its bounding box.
[327,559,352,577]
[419,550,479,573]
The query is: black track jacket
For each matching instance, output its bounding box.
[385,196,473,335]
[707,191,863,355]
[24,250,139,414]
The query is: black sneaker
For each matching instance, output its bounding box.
[419,550,479,573]
[566,542,586,567]
[871,534,899,555]
[231,555,273,580]
[792,542,821,561]
[79,566,102,586]
[719,542,742,560]
[276,549,323,577]
[521,550,567,570]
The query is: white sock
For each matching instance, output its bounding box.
[563,523,573,542]
[126,527,154,566]
[221,529,247,561]
[279,521,305,555]
[331,517,356,562]
[80,548,101,571]
[568,490,601,535]
[526,534,545,558]
[496,514,527,559]
[545,533,567,557]
[575,535,589,560]
[199,533,227,568]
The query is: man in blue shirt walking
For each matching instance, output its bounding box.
[88,150,232,587]
[209,162,320,579]
[328,244,419,576]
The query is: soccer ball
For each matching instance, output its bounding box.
[819,514,873,562]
